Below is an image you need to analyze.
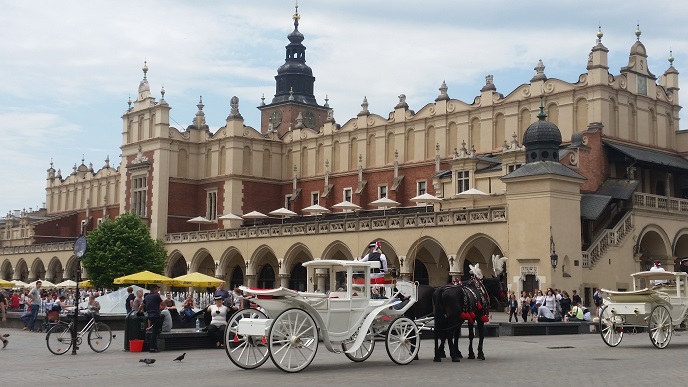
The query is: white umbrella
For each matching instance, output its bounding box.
[456,188,488,207]
[302,204,330,217]
[218,213,243,221]
[11,280,29,288]
[242,211,268,226]
[369,197,400,215]
[55,279,77,288]
[28,279,56,289]
[187,216,213,231]
[331,200,362,212]
[369,197,401,208]
[269,207,298,224]
[410,193,442,212]
[456,188,488,197]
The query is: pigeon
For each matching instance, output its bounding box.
[173,353,186,362]
[2,334,9,338]
[139,358,156,366]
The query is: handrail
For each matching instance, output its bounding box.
[582,211,633,268]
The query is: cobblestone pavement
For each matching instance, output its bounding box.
[0,323,685,386]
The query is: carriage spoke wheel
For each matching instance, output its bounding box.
[599,305,623,347]
[385,317,420,365]
[268,308,318,373]
[225,308,269,369]
[649,305,673,349]
[342,326,375,362]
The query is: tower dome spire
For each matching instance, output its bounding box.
[270,3,318,106]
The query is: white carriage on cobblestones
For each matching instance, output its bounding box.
[223,259,420,372]
[599,271,688,348]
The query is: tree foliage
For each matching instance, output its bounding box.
[81,212,167,288]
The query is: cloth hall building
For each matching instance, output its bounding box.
[2,11,687,304]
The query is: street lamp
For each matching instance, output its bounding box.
[550,226,558,270]
[72,235,87,355]
[550,252,558,270]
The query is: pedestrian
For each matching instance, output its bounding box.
[0,290,6,322]
[125,286,135,315]
[571,289,582,306]
[559,291,572,318]
[28,281,42,332]
[140,284,163,353]
[520,291,530,322]
[508,294,519,322]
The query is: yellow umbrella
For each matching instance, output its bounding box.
[0,279,14,288]
[172,272,223,287]
[79,280,93,288]
[113,270,174,285]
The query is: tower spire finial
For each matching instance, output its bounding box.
[538,96,547,121]
[669,49,675,66]
[596,24,603,44]
[293,1,300,28]
[635,23,641,41]
[142,60,148,79]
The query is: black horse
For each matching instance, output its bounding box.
[411,275,505,362]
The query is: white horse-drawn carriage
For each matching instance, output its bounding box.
[600,270,688,348]
[224,259,420,372]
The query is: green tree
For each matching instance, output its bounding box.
[81,212,167,288]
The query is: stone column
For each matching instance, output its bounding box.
[279,273,290,289]
[245,274,256,288]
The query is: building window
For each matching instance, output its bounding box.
[131,175,147,217]
[379,185,387,199]
[507,164,522,173]
[97,218,103,226]
[206,190,218,221]
[311,192,319,205]
[417,180,427,196]
[456,171,470,193]
[343,188,352,202]
[285,194,293,211]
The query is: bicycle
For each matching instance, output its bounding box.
[45,311,113,355]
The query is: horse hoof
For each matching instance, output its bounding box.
[458,353,463,359]
[414,354,420,361]
[439,351,446,358]
[468,354,475,359]
[451,357,461,363]
[433,357,442,363]
[478,354,485,360]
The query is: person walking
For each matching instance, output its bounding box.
[508,294,519,322]
[28,281,42,332]
[140,284,163,353]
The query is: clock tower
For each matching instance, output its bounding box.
[259,3,329,138]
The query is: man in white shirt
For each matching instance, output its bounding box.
[537,303,560,322]
[650,261,668,285]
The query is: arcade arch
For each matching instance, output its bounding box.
[47,257,63,283]
[637,226,671,270]
[30,258,46,281]
[15,259,28,282]
[190,248,215,277]
[1,260,12,280]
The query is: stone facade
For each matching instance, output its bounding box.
[1,15,687,304]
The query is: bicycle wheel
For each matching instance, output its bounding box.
[88,322,113,353]
[46,324,73,355]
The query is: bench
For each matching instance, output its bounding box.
[498,321,596,336]
[154,328,217,351]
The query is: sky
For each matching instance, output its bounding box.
[1,0,687,215]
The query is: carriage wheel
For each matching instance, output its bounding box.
[599,305,623,347]
[385,317,420,365]
[342,326,375,362]
[649,305,673,349]
[225,308,269,369]
[268,308,319,373]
